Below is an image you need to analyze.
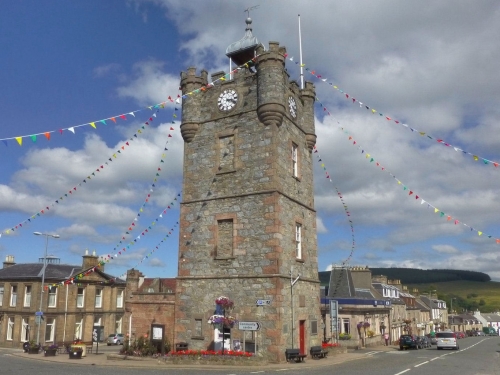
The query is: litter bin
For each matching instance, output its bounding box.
[175,342,188,352]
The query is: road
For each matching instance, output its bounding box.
[1,337,499,375]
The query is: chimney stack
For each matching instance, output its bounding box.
[3,255,15,269]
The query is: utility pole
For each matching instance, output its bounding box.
[33,232,60,346]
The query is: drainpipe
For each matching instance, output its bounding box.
[63,283,69,344]
[129,313,132,339]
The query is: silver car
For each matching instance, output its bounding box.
[106,333,124,345]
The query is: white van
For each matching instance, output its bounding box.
[436,331,459,350]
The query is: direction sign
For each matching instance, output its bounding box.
[35,311,43,316]
[256,299,271,306]
[238,321,261,331]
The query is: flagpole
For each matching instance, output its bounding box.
[298,14,304,89]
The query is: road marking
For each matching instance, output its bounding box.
[414,361,429,367]
[387,351,409,354]
[250,372,265,374]
[394,370,410,375]
[430,357,439,361]
[275,370,289,372]
[365,351,381,355]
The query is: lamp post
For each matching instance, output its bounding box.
[34,231,60,346]
[450,297,456,313]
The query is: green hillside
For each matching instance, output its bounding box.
[407,280,500,313]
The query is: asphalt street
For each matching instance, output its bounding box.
[1,337,499,375]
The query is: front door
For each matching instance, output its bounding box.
[299,320,305,354]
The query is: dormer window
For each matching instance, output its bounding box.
[148,288,154,293]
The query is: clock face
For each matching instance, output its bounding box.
[217,89,238,111]
[288,96,297,118]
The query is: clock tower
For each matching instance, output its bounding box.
[174,18,321,362]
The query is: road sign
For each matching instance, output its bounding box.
[256,299,271,306]
[238,321,261,331]
[35,311,43,316]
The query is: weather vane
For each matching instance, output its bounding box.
[244,5,259,18]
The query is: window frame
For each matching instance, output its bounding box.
[0,285,4,307]
[45,317,55,342]
[7,316,14,341]
[10,285,17,307]
[76,287,85,308]
[95,289,103,308]
[48,286,57,308]
[115,316,122,334]
[291,142,298,178]
[295,222,302,259]
[342,318,350,334]
[21,317,30,341]
[24,285,32,307]
[75,319,83,340]
[116,289,124,308]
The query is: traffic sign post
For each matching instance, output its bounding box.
[238,321,261,331]
[238,321,261,354]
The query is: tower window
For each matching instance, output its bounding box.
[217,219,234,258]
[295,223,302,259]
[292,143,298,177]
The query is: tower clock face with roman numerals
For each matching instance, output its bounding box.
[288,96,297,118]
[218,89,238,111]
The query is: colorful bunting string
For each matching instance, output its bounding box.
[0,97,182,148]
[286,56,500,170]
[0,105,177,238]
[313,96,500,245]
[313,145,356,297]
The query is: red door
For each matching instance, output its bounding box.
[299,320,305,354]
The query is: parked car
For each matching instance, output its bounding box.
[425,333,437,345]
[400,334,419,350]
[436,331,459,350]
[476,330,486,336]
[106,333,125,345]
[418,335,431,348]
[456,331,465,339]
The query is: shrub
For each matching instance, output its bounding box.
[120,335,168,357]
[339,333,351,340]
[367,330,375,338]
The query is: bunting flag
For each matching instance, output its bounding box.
[313,145,356,297]
[0,107,180,238]
[312,96,500,244]
[286,56,500,170]
[58,215,180,287]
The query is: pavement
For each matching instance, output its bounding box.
[6,345,400,370]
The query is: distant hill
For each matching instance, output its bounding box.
[318,268,490,285]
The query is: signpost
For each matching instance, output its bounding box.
[238,321,260,331]
[256,299,271,306]
[238,321,260,354]
[330,300,338,343]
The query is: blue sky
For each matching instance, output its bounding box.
[2,1,500,281]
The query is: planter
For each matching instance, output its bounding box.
[44,349,57,357]
[69,350,83,359]
[28,347,40,354]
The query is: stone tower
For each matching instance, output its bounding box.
[174,18,321,362]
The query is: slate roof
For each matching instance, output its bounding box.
[0,263,125,284]
[481,313,500,322]
[327,267,355,298]
[0,263,80,280]
[225,17,263,66]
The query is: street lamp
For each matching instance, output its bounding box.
[33,231,60,346]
